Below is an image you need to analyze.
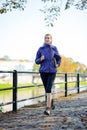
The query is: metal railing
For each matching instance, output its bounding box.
[0,70,87,112]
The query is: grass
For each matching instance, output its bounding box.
[0,83,12,88]
[80,81,87,86]
[0,83,35,89]
[0,81,87,89]
[59,81,87,88]
[0,83,44,95]
[0,81,87,94]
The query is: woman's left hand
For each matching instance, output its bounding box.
[56,64,60,67]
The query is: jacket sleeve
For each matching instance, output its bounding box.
[54,46,61,66]
[35,48,42,64]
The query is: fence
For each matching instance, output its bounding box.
[0,70,87,112]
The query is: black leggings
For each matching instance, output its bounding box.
[40,72,56,93]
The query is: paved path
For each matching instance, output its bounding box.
[0,92,87,130]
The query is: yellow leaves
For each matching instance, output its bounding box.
[58,55,86,73]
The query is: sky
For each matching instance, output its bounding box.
[0,0,87,66]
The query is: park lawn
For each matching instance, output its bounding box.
[58,81,87,88]
[0,83,33,89]
[0,83,44,94]
[0,81,87,89]
[80,81,87,86]
[0,83,12,89]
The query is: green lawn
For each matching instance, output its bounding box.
[0,81,87,89]
[57,81,87,88]
[0,83,12,88]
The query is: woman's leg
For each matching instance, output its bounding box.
[46,93,52,108]
[40,72,48,92]
[45,73,56,115]
[46,73,56,93]
[40,72,56,115]
[44,93,52,115]
[40,72,48,106]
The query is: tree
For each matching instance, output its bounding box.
[0,0,27,14]
[40,0,87,26]
[0,0,87,26]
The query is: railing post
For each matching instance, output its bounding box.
[77,73,80,93]
[65,73,67,97]
[13,70,17,112]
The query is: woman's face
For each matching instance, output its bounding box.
[44,35,52,44]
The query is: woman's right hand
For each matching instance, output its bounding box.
[41,55,45,61]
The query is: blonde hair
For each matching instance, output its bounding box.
[44,34,52,39]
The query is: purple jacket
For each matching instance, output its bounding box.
[35,43,61,73]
